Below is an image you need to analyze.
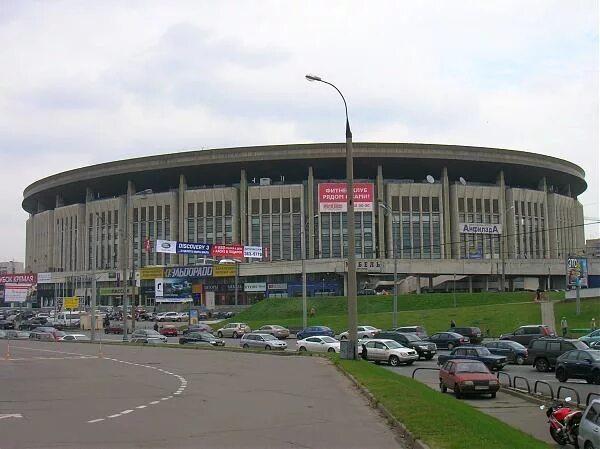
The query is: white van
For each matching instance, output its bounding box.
[51,311,81,327]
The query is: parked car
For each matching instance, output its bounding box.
[578,398,600,449]
[449,326,483,344]
[555,349,600,384]
[130,329,168,344]
[156,311,183,322]
[339,325,381,340]
[182,323,213,335]
[104,323,124,334]
[579,329,600,347]
[256,325,290,339]
[216,323,251,338]
[58,334,89,341]
[392,326,428,338]
[240,333,288,350]
[437,345,508,371]
[0,329,6,339]
[500,325,555,346]
[296,326,335,340]
[361,339,419,366]
[179,332,225,346]
[426,332,469,350]
[374,331,437,360]
[296,336,340,353]
[0,320,15,330]
[159,325,178,337]
[18,319,49,331]
[29,327,65,341]
[528,337,588,372]
[5,330,30,340]
[484,340,529,365]
[439,359,500,398]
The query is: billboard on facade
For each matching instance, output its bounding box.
[211,244,244,259]
[244,246,263,259]
[164,265,213,279]
[213,264,236,277]
[318,183,374,213]
[155,277,192,303]
[0,273,37,284]
[566,257,588,288]
[140,266,165,280]
[4,283,34,303]
[37,272,52,283]
[459,223,502,235]
[155,239,177,254]
[177,241,211,255]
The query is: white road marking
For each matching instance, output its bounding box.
[136,405,147,409]
[87,418,105,423]
[149,401,160,405]
[0,414,23,420]
[121,410,134,414]
[107,414,122,419]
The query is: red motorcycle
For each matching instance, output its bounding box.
[541,397,582,447]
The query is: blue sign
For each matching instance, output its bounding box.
[176,241,212,255]
[467,247,483,259]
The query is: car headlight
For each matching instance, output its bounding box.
[462,380,474,386]
[489,379,499,385]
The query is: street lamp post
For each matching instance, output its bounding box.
[501,205,515,292]
[378,201,398,328]
[301,215,319,328]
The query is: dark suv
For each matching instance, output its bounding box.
[528,337,588,372]
[500,325,555,346]
[449,327,483,344]
[374,331,437,360]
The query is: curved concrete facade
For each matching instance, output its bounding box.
[23,142,587,307]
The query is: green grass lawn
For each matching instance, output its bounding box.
[217,292,542,336]
[553,298,600,335]
[336,358,551,449]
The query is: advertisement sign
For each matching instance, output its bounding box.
[189,309,199,325]
[244,246,263,259]
[140,266,165,280]
[318,183,374,213]
[211,244,244,259]
[37,272,52,284]
[459,223,502,235]
[155,239,177,254]
[4,283,33,303]
[244,282,267,292]
[0,273,37,284]
[177,241,211,256]
[467,247,483,259]
[63,297,80,309]
[213,264,236,277]
[164,265,213,279]
[356,260,382,272]
[99,288,124,296]
[155,277,192,303]
[567,257,588,288]
[267,283,288,290]
[205,291,215,310]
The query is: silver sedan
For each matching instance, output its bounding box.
[240,333,288,350]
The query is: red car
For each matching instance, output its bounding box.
[439,359,500,399]
[159,325,178,337]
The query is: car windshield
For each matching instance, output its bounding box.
[588,351,600,361]
[272,325,284,330]
[262,334,277,340]
[404,334,420,342]
[385,341,403,349]
[476,347,491,355]
[456,362,489,373]
[507,341,526,349]
[321,337,337,343]
[146,330,161,336]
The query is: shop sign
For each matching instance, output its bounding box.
[213,264,236,277]
[140,266,165,280]
[164,265,212,278]
[267,283,288,290]
[244,282,267,292]
[244,246,263,258]
[459,223,502,235]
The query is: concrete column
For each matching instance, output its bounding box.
[240,169,248,245]
[178,175,186,265]
[429,276,434,290]
[441,167,451,259]
[376,165,385,259]
[416,275,421,295]
[307,166,315,258]
[485,276,489,291]
[468,276,473,293]
[126,181,134,273]
[86,188,94,203]
[343,273,348,296]
[55,194,64,208]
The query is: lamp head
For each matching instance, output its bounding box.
[305,74,322,82]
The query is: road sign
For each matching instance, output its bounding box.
[63,297,79,309]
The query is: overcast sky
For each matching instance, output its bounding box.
[1,0,598,263]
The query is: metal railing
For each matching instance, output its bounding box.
[512,376,531,394]
[411,367,440,379]
[496,371,512,387]
[533,380,554,399]
[556,386,580,405]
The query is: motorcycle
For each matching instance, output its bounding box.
[540,397,582,447]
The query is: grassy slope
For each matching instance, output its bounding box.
[336,358,551,449]
[221,292,543,336]
[553,298,600,333]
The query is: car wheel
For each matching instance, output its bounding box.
[217,332,223,338]
[265,345,271,350]
[439,381,447,393]
[447,343,455,350]
[515,355,526,365]
[406,361,414,366]
[299,346,307,352]
[327,347,336,353]
[556,367,568,382]
[389,355,400,367]
[535,358,550,372]
[243,344,249,349]
[490,392,497,399]
[591,370,600,385]
[233,332,238,339]
[454,384,462,399]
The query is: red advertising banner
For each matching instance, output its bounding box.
[211,244,244,259]
[0,273,37,284]
[318,183,374,212]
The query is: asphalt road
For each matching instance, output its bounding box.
[0,340,405,449]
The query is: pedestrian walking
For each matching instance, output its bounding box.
[560,317,568,337]
[361,343,368,360]
[591,317,597,331]
[450,319,456,329]
[153,322,159,332]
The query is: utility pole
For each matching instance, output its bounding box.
[90,218,97,341]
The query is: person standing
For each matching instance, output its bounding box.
[153,322,159,332]
[560,317,568,337]
[450,319,456,329]
[591,317,597,331]
[361,343,368,360]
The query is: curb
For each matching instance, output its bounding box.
[332,360,430,449]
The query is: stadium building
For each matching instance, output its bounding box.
[22,142,590,308]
